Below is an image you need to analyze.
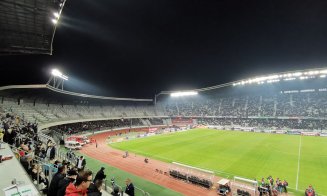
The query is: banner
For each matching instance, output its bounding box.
[172,118,193,125]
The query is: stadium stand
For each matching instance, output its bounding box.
[163,91,327,118]
[1,68,327,195]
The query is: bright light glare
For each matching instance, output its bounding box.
[51,69,68,80]
[51,19,58,24]
[233,68,327,86]
[53,12,60,19]
[171,91,198,97]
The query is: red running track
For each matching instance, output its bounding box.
[80,131,219,196]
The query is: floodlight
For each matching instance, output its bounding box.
[51,19,58,24]
[53,12,60,19]
[51,69,68,80]
[170,91,198,97]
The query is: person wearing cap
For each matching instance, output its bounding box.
[124,178,134,196]
[93,167,106,183]
[57,169,78,196]
[48,165,67,196]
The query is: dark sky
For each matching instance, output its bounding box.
[1,0,327,98]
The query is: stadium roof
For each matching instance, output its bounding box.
[0,84,153,104]
[0,0,66,55]
[159,67,327,95]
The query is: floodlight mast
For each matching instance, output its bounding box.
[47,69,68,90]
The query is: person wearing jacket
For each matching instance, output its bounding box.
[65,170,93,196]
[76,156,86,172]
[48,165,66,196]
[111,186,121,196]
[87,180,103,196]
[124,178,134,196]
[46,143,56,161]
[57,169,78,196]
[93,167,106,183]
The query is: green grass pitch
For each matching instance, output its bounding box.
[110,128,327,194]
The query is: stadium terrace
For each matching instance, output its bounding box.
[0,67,327,195]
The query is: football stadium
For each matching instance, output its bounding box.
[1,1,327,196]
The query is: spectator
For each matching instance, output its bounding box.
[305,185,316,196]
[0,129,4,142]
[57,169,78,196]
[111,186,121,196]
[46,142,56,161]
[87,179,103,196]
[65,170,93,196]
[124,178,134,196]
[282,180,288,193]
[48,165,67,196]
[76,156,86,172]
[93,167,106,183]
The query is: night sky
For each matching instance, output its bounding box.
[1,0,327,98]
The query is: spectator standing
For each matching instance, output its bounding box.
[305,185,316,196]
[57,169,78,196]
[87,180,103,196]
[282,180,288,193]
[124,178,134,196]
[48,165,67,196]
[46,143,56,161]
[76,156,86,172]
[93,167,106,183]
[111,186,121,196]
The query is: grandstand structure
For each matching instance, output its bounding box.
[0,67,327,133]
[1,68,327,195]
[0,0,67,55]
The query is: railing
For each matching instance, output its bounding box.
[9,145,57,192]
[57,146,151,195]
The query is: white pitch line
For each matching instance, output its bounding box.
[296,135,302,190]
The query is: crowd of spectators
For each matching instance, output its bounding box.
[52,118,143,135]
[0,109,57,193]
[163,91,327,118]
[0,107,139,196]
[148,118,164,125]
[258,176,288,196]
[197,118,327,130]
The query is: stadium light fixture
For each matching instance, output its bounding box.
[51,69,68,80]
[51,19,58,24]
[47,68,68,90]
[170,91,198,97]
[53,12,60,19]
[233,68,327,87]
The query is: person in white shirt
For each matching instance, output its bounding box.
[76,156,86,172]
